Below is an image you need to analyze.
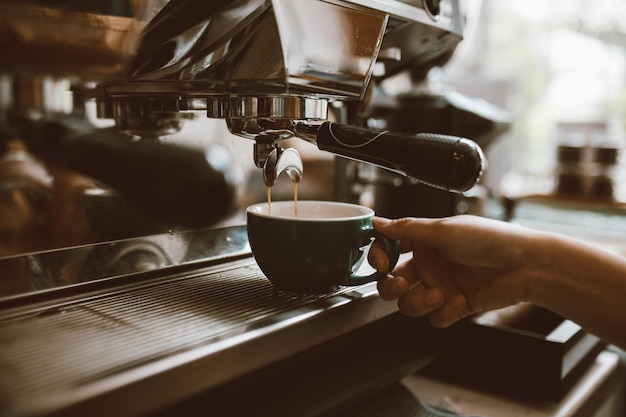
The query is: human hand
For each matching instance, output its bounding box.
[368,215,537,327]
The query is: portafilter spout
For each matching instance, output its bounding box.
[262,146,303,187]
[251,138,303,187]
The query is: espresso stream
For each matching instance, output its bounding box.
[266,182,298,216]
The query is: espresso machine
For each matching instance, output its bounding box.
[0,1,496,416]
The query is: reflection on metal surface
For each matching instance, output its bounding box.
[208,96,329,120]
[0,225,250,299]
[122,0,387,98]
[0,144,53,258]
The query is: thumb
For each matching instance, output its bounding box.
[373,216,440,244]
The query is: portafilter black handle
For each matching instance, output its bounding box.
[23,118,235,228]
[316,121,485,192]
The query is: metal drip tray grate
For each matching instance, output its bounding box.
[0,257,390,417]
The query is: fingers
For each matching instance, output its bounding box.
[372,216,478,327]
[370,216,442,275]
[376,275,411,300]
[378,271,475,328]
[368,232,413,274]
[397,288,474,328]
[376,260,423,298]
[426,294,475,328]
[373,216,441,246]
[368,240,389,272]
[397,284,444,315]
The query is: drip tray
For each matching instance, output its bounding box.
[0,257,397,417]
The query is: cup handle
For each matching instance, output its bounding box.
[339,231,401,287]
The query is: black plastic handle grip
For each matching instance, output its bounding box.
[23,119,235,228]
[316,121,485,192]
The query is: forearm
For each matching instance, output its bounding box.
[527,231,626,350]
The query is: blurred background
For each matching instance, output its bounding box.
[441,0,626,199]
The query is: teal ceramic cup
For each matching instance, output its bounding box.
[246,200,401,294]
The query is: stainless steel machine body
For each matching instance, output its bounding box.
[0,0,480,249]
